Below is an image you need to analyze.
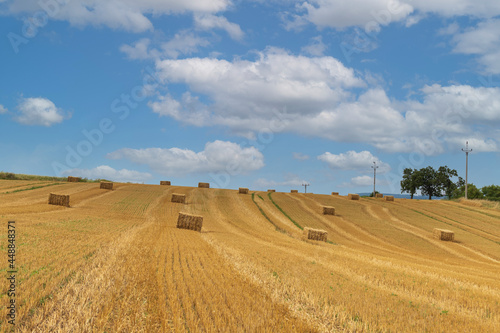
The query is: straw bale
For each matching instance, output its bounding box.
[322,206,335,215]
[160,181,171,185]
[291,190,298,193]
[48,193,70,207]
[100,182,113,190]
[67,176,81,182]
[433,228,454,241]
[267,189,276,192]
[239,188,249,194]
[376,193,384,198]
[177,212,203,232]
[303,227,328,242]
[348,193,360,200]
[198,182,210,188]
[171,193,186,204]
[331,192,339,195]
[385,195,394,201]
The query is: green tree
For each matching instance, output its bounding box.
[481,185,500,201]
[400,168,420,199]
[418,166,443,200]
[452,183,484,199]
[437,166,459,200]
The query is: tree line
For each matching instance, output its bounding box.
[400,166,500,200]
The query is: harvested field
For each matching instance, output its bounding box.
[0,180,499,332]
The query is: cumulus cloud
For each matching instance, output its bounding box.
[451,19,500,74]
[107,140,264,176]
[62,165,152,183]
[3,0,230,32]
[301,36,327,56]
[194,13,244,40]
[0,104,7,114]
[15,97,69,126]
[318,150,391,173]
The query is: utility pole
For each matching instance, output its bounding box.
[302,183,310,193]
[461,141,472,199]
[371,161,379,197]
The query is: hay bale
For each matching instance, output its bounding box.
[67,176,81,182]
[291,190,298,193]
[331,192,339,195]
[198,182,210,188]
[376,193,384,198]
[385,195,394,201]
[48,193,70,207]
[177,212,203,232]
[160,181,171,185]
[171,193,186,204]
[267,189,276,192]
[323,206,335,215]
[100,182,113,190]
[239,188,249,194]
[433,228,454,241]
[348,193,360,200]
[303,227,328,242]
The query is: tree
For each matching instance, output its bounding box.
[418,166,443,200]
[437,166,459,200]
[481,185,500,201]
[452,183,483,199]
[400,168,420,199]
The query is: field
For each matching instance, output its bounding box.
[0,180,499,332]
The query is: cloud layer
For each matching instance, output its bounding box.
[318,150,391,173]
[15,97,69,126]
[107,140,265,176]
[63,165,152,183]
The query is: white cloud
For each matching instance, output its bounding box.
[298,0,413,31]
[349,175,373,187]
[15,97,69,126]
[149,48,500,154]
[254,174,309,188]
[0,104,7,114]
[408,0,500,19]
[301,36,327,56]
[194,13,244,40]
[4,0,230,32]
[451,19,500,74]
[62,165,152,183]
[120,38,158,60]
[293,152,310,161]
[107,140,264,176]
[318,150,391,173]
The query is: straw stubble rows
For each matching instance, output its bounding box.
[0,181,498,332]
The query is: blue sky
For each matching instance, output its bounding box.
[1,0,499,195]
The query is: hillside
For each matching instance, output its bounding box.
[0,180,499,332]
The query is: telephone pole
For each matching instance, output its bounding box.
[302,183,310,193]
[371,161,379,197]
[461,141,472,199]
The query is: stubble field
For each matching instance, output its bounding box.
[0,180,499,332]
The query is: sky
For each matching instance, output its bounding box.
[0,0,499,195]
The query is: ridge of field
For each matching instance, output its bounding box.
[0,182,498,332]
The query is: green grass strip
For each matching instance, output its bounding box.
[268,192,303,230]
[4,183,63,194]
[251,193,286,233]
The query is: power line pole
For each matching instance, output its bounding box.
[371,161,379,197]
[302,183,310,193]
[461,141,472,199]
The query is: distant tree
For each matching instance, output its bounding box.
[437,166,459,200]
[400,168,420,199]
[481,185,500,201]
[452,183,484,199]
[418,166,443,200]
